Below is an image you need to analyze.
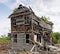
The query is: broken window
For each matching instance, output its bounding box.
[13,34,17,43]
[26,34,29,43]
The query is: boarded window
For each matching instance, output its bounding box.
[26,34,29,43]
[13,34,17,43]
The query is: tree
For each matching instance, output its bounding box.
[52,32,60,44]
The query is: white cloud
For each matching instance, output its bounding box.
[0,0,8,3]
[0,17,10,35]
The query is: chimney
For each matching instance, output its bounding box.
[18,4,23,9]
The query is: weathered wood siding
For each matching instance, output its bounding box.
[11,33,33,51]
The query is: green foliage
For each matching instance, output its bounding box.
[13,8,18,13]
[0,36,11,43]
[58,39,60,43]
[52,32,60,44]
[41,16,49,23]
[41,16,53,25]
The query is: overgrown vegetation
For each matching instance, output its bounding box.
[13,8,18,13]
[41,16,53,25]
[0,36,11,43]
[52,32,60,44]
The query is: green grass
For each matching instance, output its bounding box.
[0,36,11,43]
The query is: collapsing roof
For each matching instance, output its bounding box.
[9,4,53,30]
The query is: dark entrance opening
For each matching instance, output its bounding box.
[14,34,17,43]
[26,34,29,43]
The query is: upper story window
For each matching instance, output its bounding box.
[25,16,31,25]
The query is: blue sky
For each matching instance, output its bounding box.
[0,0,60,36]
[0,3,11,36]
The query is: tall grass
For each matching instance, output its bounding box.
[0,36,11,44]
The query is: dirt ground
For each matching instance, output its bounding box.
[0,43,10,51]
[0,43,10,54]
[0,51,8,54]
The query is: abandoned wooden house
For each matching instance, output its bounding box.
[9,4,53,51]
